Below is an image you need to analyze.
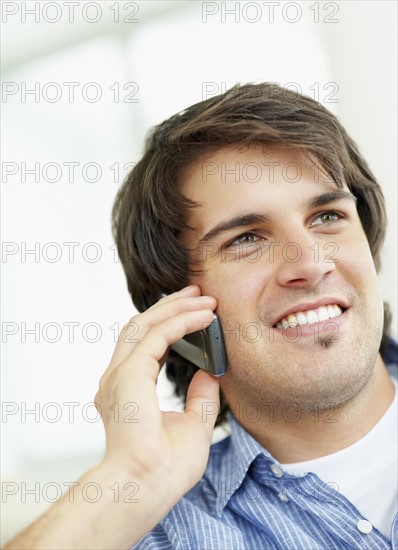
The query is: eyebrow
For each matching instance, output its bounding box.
[306,190,357,209]
[198,190,357,244]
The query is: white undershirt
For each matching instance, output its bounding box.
[281,368,397,540]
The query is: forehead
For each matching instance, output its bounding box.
[180,145,341,221]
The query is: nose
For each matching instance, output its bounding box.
[274,230,337,289]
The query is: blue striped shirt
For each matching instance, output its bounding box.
[134,344,398,550]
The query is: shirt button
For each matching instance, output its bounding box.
[277,492,289,502]
[270,464,284,478]
[357,520,373,534]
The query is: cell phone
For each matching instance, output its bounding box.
[160,293,228,376]
[171,313,228,377]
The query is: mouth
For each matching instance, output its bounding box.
[273,303,348,329]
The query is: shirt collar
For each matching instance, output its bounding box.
[210,412,275,515]
[383,336,398,365]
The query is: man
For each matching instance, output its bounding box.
[6,83,397,549]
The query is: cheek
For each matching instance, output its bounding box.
[337,235,379,280]
[191,262,266,319]
[335,236,383,316]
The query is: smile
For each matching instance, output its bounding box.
[274,304,344,329]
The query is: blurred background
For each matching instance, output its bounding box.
[1,0,397,543]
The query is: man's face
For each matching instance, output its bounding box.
[181,146,384,412]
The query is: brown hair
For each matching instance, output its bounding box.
[112,83,390,425]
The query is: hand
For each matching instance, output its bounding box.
[95,285,220,501]
[4,286,220,550]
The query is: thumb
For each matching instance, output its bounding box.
[185,370,220,440]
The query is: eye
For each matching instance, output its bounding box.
[225,232,262,248]
[310,210,345,227]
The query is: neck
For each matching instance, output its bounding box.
[228,355,395,464]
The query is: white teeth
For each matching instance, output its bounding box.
[275,303,344,329]
[306,310,318,324]
[296,312,307,326]
[327,305,336,318]
[318,306,329,322]
[287,314,298,327]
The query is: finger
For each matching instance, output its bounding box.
[108,286,201,368]
[147,285,201,311]
[108,293,216,371]
[185,370,220,441]
[121,308,215,384]
[104,308,216,418]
